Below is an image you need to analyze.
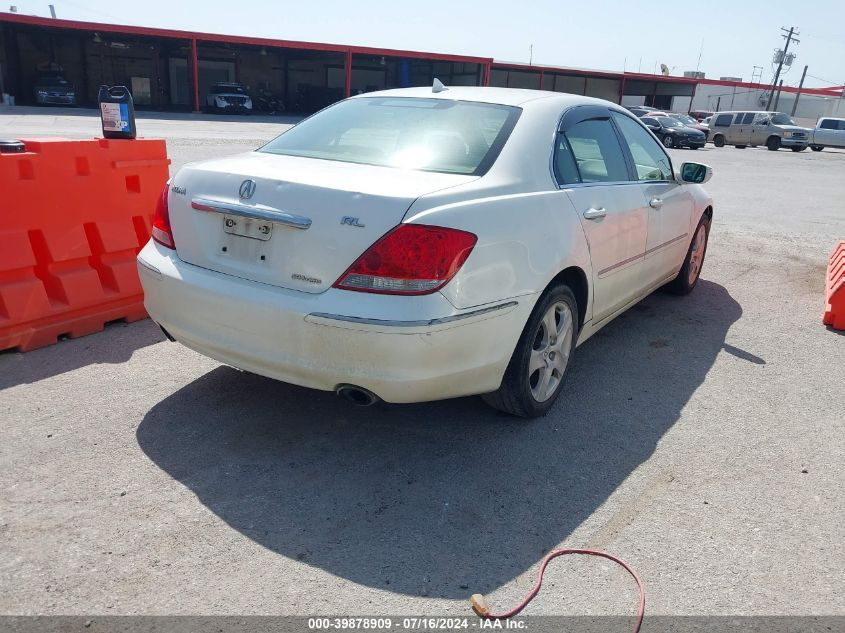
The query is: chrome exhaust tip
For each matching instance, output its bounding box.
[336,384,380,406]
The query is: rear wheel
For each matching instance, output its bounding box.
[790,146,806,152]
[482,284,578,418]
[713,135,725,148]
[666,214,711,295]
[767,136,781,151]
[811,145,824,152]
[736,145,747,149]
[662,135,674,148]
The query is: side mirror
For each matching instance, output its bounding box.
[678,162,713,185]
[758,118,770,126]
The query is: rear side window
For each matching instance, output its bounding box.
[714,114,733,127]
[557,119,629,184]
[260,97,521,176]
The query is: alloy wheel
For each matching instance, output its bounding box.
[528,302,574,402]
[688,224,707,285]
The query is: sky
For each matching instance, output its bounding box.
[8,0,845,89]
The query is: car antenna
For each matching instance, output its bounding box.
[432,78,448,93]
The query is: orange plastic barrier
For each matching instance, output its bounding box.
[0,137,170,352]
[823,240,845,331]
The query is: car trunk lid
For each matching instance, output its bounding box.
[168,151,476,293]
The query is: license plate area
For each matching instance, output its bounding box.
[222,214,273,241]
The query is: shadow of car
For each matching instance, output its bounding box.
[136,280,744,598]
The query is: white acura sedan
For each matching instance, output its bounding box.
[138,85,713,417]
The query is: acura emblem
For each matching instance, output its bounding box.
[238,179,256,200]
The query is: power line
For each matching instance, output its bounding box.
[806,73,842,86]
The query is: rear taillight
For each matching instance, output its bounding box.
[151,182,175,249]
[334,224,477,295]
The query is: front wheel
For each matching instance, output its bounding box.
[811,145,824,152]
[482,285,578,418]
[713,135,725,148]
[662,135,674,148]
[790,146,806,152]
[665,214,711,295]
[767,136,781,151]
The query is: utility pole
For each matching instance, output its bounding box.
[772,80,784,111]
[766,27,800,110]
[529,44,533,66]
[791,64,808,116]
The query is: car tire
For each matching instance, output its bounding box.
[790,146,806,152]
[482,284,579,418]
[811,145,824,152]
[713,135,725,148]
[766,136,781,151]
[736,145,747,149]
[666,213,711,296]
[662,135,674,148]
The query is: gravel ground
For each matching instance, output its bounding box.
[0,108,843,618]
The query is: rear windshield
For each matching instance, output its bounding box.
[259,97,521,175]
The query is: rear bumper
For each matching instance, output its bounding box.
[137,241,532,403]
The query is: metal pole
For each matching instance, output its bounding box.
[772,80,784,111]
[344,50,352,98]
[191,38,200,113]
[48,4,56,17]
[791,65,808,116]
[766,27,798,110]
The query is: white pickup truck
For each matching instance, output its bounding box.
[810,117,845,152]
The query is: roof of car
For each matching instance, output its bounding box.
[350,86,610,109]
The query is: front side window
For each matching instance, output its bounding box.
[770,113,796,126]
[260,97,520,176]
[556,119,629,184]
[612,113,673,181]
[819,119,837,130]
[714,114,733,127]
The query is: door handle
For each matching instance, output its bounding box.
[583,207,607,220]
[649,197,664,210]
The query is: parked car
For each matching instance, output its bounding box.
[708,111,811,151]
[139,86,714,417]
[641,116,707,149]
[627,105,659,117]
[669,113,710,141]
[689,110,714,122]
[809,117,845,152]
[34,76,76,106]
[206,82,253,113]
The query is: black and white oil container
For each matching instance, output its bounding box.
[97,85,137,140]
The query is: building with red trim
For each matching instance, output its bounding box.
[1,12,841,117]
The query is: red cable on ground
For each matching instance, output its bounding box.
[470,548,645,633]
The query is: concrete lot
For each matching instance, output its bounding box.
[1,108,843,617]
